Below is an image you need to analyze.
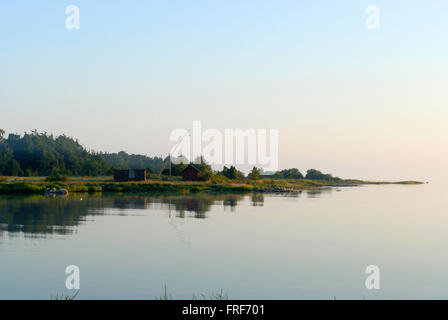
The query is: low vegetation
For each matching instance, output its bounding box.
[0,175,423,195]
[45,170,69,182]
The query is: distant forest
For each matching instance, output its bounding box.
[0,130,167,176]
[0,130,340,181]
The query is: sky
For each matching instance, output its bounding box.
[0,1,447,182]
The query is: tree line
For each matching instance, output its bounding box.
[0,130,166,176]
[167,159,341,182]
[0,130,340,181]
[0,130,111,176]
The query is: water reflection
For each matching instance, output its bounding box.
[0,189,333,238]
[306,187,333,198]
[0,195,109,237]
[251,193,264,207]
[113,197,147,210]
[1,194,238,237]
[0,194,249,237]
[149,194,246,218]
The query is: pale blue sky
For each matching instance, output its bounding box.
[1,1,447,181]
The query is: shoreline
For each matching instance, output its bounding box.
[0,177,424,195]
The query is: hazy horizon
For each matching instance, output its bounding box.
[1,1,447,182]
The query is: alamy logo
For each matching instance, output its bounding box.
[365,5,380,30]
[169,121,279,172]
[365,265,380,290]
[65,5,80,30]
[65,265,80,290]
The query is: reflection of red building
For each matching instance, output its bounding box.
[182,165,200,181]
[182,198,201,212]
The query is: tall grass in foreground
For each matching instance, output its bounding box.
[157,285,229,300]
[50,290,80,300]
[49,288,364,300]
[49,287,228,300]
[156,284,173,300]
[192,289,229,300]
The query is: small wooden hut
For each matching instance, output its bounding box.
[113,169,146,182]
[182,165,200,181]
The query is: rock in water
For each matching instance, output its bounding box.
[56,189,68,195]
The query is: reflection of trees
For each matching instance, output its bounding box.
[223,197,238,211]
[0,194,111,236]
[0,193,248,237]
[251,193,264,207]
[146,194,246,218]
[113,197,147,209]
[306,187,333,198]
[171,198,210,219]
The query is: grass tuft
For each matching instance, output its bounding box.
[50,290,80,300]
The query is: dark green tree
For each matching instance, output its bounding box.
[248,166,261,180]
[221,166,241,180]
[1,130,111,176]
[305,169,334,180]
[194,156,214,181]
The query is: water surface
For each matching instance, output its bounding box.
[0,183,446,299]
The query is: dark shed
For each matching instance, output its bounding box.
[114,169,146,182]
[182,164,200,181]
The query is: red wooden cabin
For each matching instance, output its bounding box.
[182,164,200,181]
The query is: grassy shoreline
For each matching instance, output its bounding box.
[0,176,424,195]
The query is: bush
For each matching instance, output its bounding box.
[0,176,7,183]
[221,166,244,180]
[199,168,214,181]
[210,173,231,184]
[248,167,261,180]
[88,185,102,193]
[45,173,69,182]
[305,169,333,181]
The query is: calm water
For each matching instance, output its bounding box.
[0,183,446,299]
